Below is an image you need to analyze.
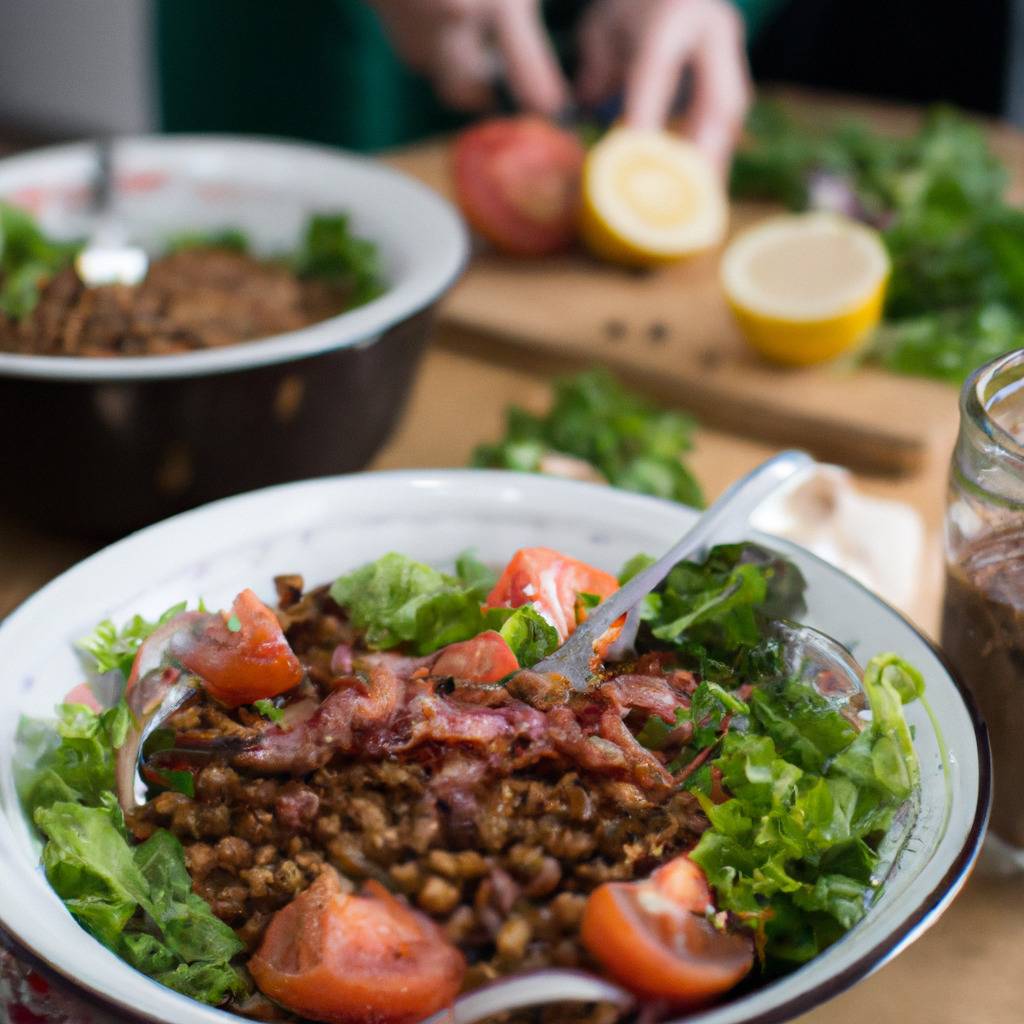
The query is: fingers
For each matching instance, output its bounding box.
[576,2,622,108]
[492,0,570,115]
[686,3,751,170]
[432,16,496,111]
[623,0,706,131]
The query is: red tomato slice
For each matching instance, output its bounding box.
[431,630,519,682]
[580,856,753,1005]
[484,547,619,641]
[250,870,465,1024]
[452,116,585,257]
[178,589,302,708]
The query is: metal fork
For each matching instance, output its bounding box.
[532,449,816,690]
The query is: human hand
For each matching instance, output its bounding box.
[577,0,752,170]
[368,0,569,115]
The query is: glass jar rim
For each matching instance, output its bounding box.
[963,348,1024,472]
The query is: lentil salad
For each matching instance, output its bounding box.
[17,542,925,1023]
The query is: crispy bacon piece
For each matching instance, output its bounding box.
[233,663,404,774]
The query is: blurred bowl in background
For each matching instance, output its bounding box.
[0,136,468,537]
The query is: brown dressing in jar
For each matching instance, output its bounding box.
[942,528,1024,846]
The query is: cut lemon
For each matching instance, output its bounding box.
[579,128,728,267]
[721,213,890,366]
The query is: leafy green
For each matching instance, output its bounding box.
[473,369,703,508]
[22,696,246,1005]
[636,543,806,680]
[78,601,188,679]
[252,698,284,723]
[330,551,494,655]
[498,605,559,666]
[34,803,244,1003]
[17,702,131,822]
[690,654,923,964]
[0,205,383,323]
[0,202,78,318]
[731,101,1024,384]
[294,212,384,307]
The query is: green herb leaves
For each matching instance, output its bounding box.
[473,369,703,508]
[0,202,79,319]
[295,212,384,308]
[636,543,806,680]
[21,702,245,1005]
[79,602,188,679]
[731,102,1024,384]
[690,655,922,964]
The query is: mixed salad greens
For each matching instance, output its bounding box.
[17,541,923,1007]
[473,369,703,508]
[0,202,383,320]
[732,101,1024,383]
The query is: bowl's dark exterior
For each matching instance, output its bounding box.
[0,310,433,539]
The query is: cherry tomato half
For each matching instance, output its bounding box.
[580,856,753,1005]
[485,546,619,641]
[249,870,465,1024]
[178,589,302,708]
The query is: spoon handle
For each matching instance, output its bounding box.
[533,449,814,683]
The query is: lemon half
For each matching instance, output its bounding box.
[580,128,728,267]
[721,212,890,366]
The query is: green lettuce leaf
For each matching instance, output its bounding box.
[498,605,559,666]
[329,551,491,654]
[690,652,923,965]
[78,601,188,679]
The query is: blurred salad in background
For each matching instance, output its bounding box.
[732,102,1024,384]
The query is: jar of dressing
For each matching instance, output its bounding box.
[942,348,1024,867]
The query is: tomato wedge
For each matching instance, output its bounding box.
[452,116,585,257]
[178,589,302,708]
[250,870,465,1024]
[431,630,519,682]
[580,856,753,1005]
[484,547,619,642]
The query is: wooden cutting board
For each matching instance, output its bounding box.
[385,137,962,475]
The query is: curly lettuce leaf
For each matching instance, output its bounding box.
[690,653,923,964]
[636,543,806,680]
[78,601,188,680]
[330,551,493,654]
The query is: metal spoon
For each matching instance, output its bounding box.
[532,449,816,690]
[74,138,149,288]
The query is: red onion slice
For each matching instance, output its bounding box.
[420,969,633,1024]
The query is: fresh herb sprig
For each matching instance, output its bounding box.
[473,369,703,508]
[732,101,1023,384]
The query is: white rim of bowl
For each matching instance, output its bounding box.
[0,135,469,382]
[0,469,991,1024]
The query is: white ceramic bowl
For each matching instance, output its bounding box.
[0,470,989,1024]
[0,137,468,535]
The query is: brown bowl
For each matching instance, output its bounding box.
[0,136,468,537]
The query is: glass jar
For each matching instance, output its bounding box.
[942,348,1024,865]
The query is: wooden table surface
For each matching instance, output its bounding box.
[1,93,1021,1022]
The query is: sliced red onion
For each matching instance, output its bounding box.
[330,643,354,676]
[420,969,633,1024]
